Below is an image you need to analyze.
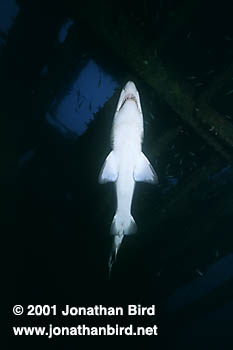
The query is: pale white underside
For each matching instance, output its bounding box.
[112,101,143,235]
[99,81,157,262]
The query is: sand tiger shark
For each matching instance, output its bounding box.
[99,81,158,275]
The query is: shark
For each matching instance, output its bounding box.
[99,81,158,276]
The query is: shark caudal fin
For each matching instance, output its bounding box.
[108,215,137,278]
[108,234,124,278]
[134,152,158,184]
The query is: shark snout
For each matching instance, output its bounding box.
[124,81,137,93]
[117,81,141,113]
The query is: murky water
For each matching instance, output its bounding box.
[3,1,233,346]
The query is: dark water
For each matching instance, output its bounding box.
[2,1,233,348]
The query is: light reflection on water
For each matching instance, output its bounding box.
[58,18,74,44]
[46,59,118,135]
[0,0,19,34]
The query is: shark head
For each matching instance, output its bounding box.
[116,81,142,114]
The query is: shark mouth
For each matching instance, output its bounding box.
[119,94,140,111]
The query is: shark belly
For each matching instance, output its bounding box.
[114,150,137,235]
[98,81,158,275]
[111,106,142,236]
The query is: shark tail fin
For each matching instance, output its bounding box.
[108,234,124,278]
[108,215,137,278]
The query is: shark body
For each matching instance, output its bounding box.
[99,81,158,275]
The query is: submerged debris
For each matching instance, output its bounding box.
[205,69,215,75]
[156,269,162,278]
[195,268,204,277]
[223,36,232,41]
[189,152,195,156]
[194,82,204,87]
[226,89,233,95]
[150,112,155,120]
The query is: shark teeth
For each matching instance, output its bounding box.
[120,94,139,110]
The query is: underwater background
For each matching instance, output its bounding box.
[2,0,233,348]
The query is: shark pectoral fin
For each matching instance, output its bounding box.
[134,152,158,184]
[98,151,118,183]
